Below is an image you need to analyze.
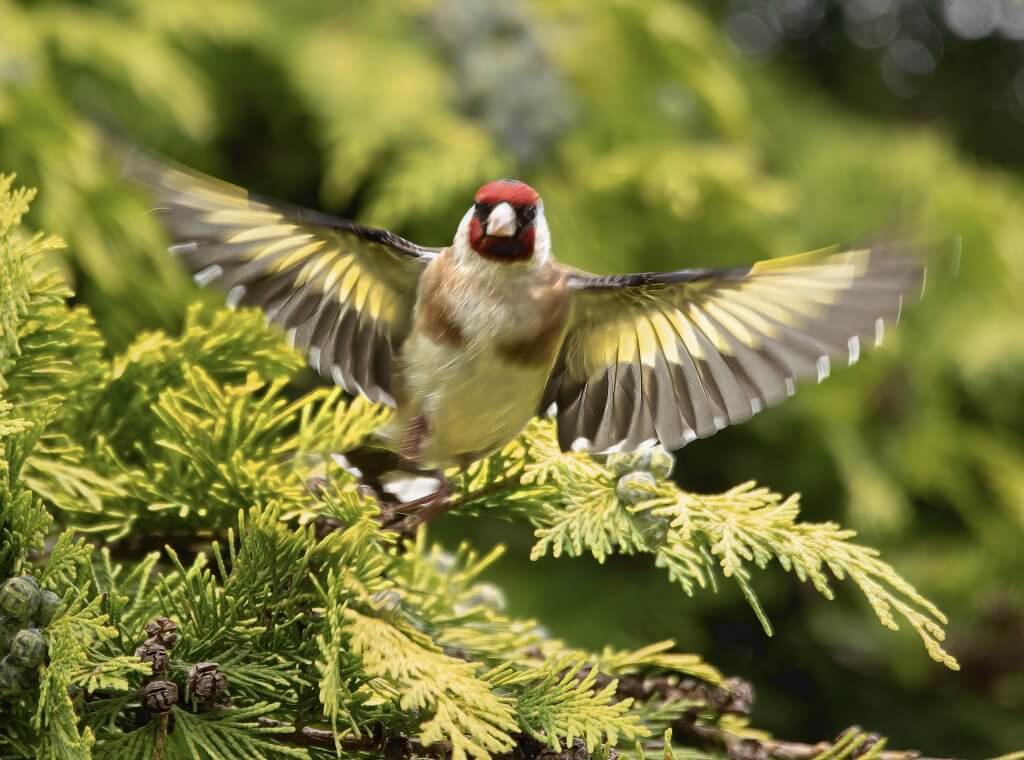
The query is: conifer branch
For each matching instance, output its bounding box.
[255,719,603,759]
[670,717,962,760]
[255,717,449,756]
[254,713,963,760]
[577,667,754,717]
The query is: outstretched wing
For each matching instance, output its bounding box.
[124,151,439,406]
[545,244,926,452]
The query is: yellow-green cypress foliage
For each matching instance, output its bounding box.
[1,176,958,760]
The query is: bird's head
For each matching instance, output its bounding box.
[457,179,549,265]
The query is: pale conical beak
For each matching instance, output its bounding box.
[485,202,517,237]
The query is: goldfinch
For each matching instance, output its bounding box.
[126,155,926,485]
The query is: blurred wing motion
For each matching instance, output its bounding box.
[123,152,438,406]
[546,244,926,453]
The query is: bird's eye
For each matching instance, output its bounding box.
[518,205,537,224]
[474,202,492,218]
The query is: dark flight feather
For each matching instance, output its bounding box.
[546,244,927,452]
[122,149,438,406]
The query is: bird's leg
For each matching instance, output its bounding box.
[333,414,430,508]
[378,413,441,526]
[398,414,429,463]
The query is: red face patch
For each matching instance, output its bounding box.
[474,179,540,207]
[468,180,542,262]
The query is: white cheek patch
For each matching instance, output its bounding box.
[453,204,553,269]
[531,206,552,265]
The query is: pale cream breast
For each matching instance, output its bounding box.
[406,335,551,467]
[398,249,570,468]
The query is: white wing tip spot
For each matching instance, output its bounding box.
[169,242,197,256]
[193,264,223,287]
[602,438,631,454]
[713,415,728,431]
[308,346,322,373]
[682,428,698,444]
[264,302,282,323]
[874,317,885,348]
[226,285,246,309]
[543,402,557,418]
[816,355,831,383]
[570,437,593,452]
[331,453,363,479]
[331,364,361,396]
[750,397,764,414]
[848,335,861,366]
[785,377,796,397]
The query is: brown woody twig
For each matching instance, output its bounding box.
[672,718,960,760]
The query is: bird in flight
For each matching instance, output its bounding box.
[125,153,926,520]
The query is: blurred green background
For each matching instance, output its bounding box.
[2,0,1022,755]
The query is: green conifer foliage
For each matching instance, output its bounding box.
[2,0,1023,753]
[0,176,963,758]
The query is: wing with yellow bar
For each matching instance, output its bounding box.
[546,245,926,452]
[124,152,438,406]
